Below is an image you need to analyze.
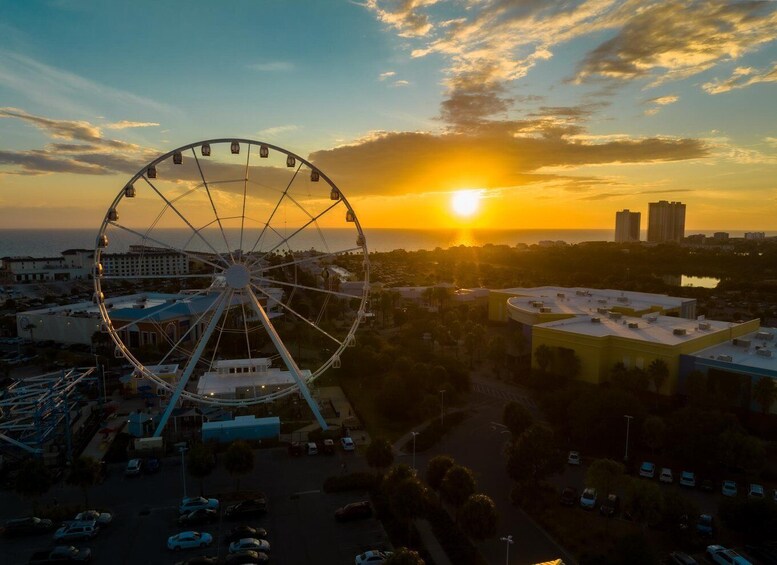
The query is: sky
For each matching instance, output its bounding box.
[0,0,776,232]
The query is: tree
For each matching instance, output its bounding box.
[391,477,428,535]
[585,459,624,499]
[187,443,216,495]
[440,465,476,515]
[534,344,553,373]
[459,494,498,541]
[66,456,101,508]
[502,401,533,438]
[385,547,425,565]
[425,455,454,492]
[366,438,394,472]
[14,459,52,511]
[223,440,254,492]
[752,377,776,415]
[624,478,662,527]
[642,416,666,455]
[506,424,563,485]
[647,359,669,396]
[556,347,581,381]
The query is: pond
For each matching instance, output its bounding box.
[681,275,720,288]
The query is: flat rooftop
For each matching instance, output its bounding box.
[537,312,742,345]
[692,327,777,372]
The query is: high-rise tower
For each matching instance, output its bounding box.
[615,210,641,242]
[647,201,686,243]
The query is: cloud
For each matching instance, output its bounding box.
[765,137,777,148]
[702,62,777,94]
[646,95,679,106]
[392,79,410,87]
[246,61,294,72]
[364,0,442,37]
[256,125,300,137]
[105,120,160,130]
[379,71,397,80]
[575,1,777,86]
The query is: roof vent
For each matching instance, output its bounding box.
[733,338,751,348]
[591,317,601,323]
[717,354,733,362]
[673,328,687,336]
[756,331,773,341]
[609,312,623,320]
[757,349,772,358]
[698,322,711,330]
[628,322,639,329]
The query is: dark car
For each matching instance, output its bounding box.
[28,545,92,564]
[696,514,714,536]
[335,501,372,522]
[223,550,270,565]
[287,442,303,456]
[668,551,698,565]
[224,526,268,545]
[178,508,218,526]
[173,557,219,565]
[225,497,268,519]
[3,517,55,537]
[144,457,161,474]
[559,487,578,506]
[599,494,620,517]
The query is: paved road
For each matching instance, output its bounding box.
[0,448,388,565]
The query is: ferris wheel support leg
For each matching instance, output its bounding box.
[247,289,328,431]
[153,295,229,438]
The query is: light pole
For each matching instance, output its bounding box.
[93,354,107,403]
[624,414,633,461]
[411,431,419,472]
[439,389,446,427]
[500,534,513,565]
[179,445,188,498]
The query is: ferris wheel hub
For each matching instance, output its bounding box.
[224,263,251,289]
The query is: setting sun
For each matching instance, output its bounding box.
[451,190,481,218]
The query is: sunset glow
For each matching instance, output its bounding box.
[451,190,481,218]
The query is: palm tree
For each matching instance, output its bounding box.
[648,359,669,395]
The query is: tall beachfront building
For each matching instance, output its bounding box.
[647,200,686,242]
[615,209,641,242]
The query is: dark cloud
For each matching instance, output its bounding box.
[0,149,108,175]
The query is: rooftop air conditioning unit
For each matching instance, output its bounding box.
[597,307,609,314]
[598,299,608,304]
[646,314,658,322]
[698,322,711,330]
[756,331,773,341]
[716,354,733,362]
[628,322,639,329]
[576,290,587,296]
[557,293,565,298]
[540,307,552,313]
[756,349,773,357]
[591,317,601,323]
[609,312,623,320]
[673,328,687,336]
[733,338,751,348]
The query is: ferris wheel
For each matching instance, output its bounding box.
[93,139,369,434]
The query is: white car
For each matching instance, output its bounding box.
[341,437,355,451]
[721,480,738,497]
[706,544,753,565]
[748,483,764,499]
[659,468,673,483]
[53,521,99,541]
[74,510,112,525]
[567,451,581,465]
[229,538,271,554]
[167,531,213,551]
[125,458,142,476]
[639,461,655,478]
[679,471,696,488]
[355,550,393,564]
[579,488,597,510]
[178,496,219,515]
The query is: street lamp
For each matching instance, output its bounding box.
[624,415,634,461]
[500,534,513,565]
[179,445,188,498]
[439,389,446,427]
[410,431,419,472]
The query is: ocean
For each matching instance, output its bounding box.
[0,228,773,257]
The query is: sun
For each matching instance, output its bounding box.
[451,190,481,218]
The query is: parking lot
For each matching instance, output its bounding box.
[0,447,390,565]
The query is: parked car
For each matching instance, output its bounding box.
[721,480,738,497]
[355,550,393,564]
[660,468,674,483]
[706,544,752,565]
[579,488,597,510]
[2,517,54,537]
[53,521,99,542]
[73,510,112,526]
[697,514,715,536]
[322,439,335,454]
[748,484,764,499]
[567,451,581,465]
[306,442,318,455]
[679,471,696,488]
[340,437,355,451]
[228,538,271,554]
[559,487,578,506]
[167,531,213,551]
[225,497,268,519]
[224,526,268,545]
[144,457,161,474]
[178,509,218,526]
[639,462,656,478]
[125,459,142,477]
[179,497,219,515]
[599,494,620,517]
[28,545,92,563]
[288,442,303,456]
[223,550,270,565]
[668,551,698,565]
[335,501,373,522]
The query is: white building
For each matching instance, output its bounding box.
[196,358,309,400]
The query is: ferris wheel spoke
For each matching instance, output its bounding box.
[205,289,233,373]
[253,247,363,275]
[191,148,236,263]
[108,222,226,272]
[245,285,328,429]
[251,275,361,301]
[240,299,253,362]
[249,282,344,347]
[245,161,303,257]
[240,144,251,253]
[141,176,231,267]
[110,286,215,332]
